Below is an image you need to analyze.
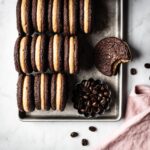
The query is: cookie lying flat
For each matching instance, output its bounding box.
[31,34,48,72]
[63,0,77,35]
[51,73,67,111]
[32,0,47,32]
[80,0,92,33]
[64,36,79,74]
[52,0,62,33]
[14,36,32,73]
[94,37,132,76]
[48,34,63,72]
[17,0,32,34]
[17,74,34,112]
[34,74,51,111]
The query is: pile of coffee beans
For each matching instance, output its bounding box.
[72,78,112,117]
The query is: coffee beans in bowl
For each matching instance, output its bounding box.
[72,78,112,118]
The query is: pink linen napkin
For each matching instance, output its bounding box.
[95,85,150,150]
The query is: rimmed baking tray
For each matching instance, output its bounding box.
[19,0,124,121]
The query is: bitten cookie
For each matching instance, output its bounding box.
[94,37,132,76]
[52,0,62,33]
[14,36,32,73]
[48,34,63,72]
[16,0,32,34]
[79,0,92,33]
[31,34,48,72]
[51,73,67,111]
[64,36,79,74]
[32,0,47,32]
[63,0,77,35]
[17,74,35,112]
[34,73,51,111]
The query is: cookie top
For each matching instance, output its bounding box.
[34,73,51,111]
[51,73,67,111]
[94,37,132,76]
[32,0,47,32]
[80,0,92,33]
[14,36,32,73]
[16,0,32,34]
[34,34,48,72]
[17,74,34,112]
[52,0,62,33]
[52,34,63,72]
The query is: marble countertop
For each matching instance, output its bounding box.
[0,0,150,149]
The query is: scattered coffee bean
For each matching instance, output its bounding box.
[70,132,79,138]
[144,63,150,69]
[82,139,89,146]
[89,126,97,132]
[130,68,137,75]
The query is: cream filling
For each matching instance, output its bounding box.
[40,74,45,111]
[84,0,90,33]
[56,73,63,111]
[53,34,60,72]
[37,0,42,32]
[52,0,59,32]
[21,0,27,32]
[35,36,41,71]
[69,37,75,74]
[19,37,26,73]
[22,76,29,112]
[69,0,74,34]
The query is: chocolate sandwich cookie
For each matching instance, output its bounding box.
[17,74,34,112]
[14,36,32,73]
[34,74,51,111]
[17,0,32,34]
[52,0,62,33]
[32,0,47,33]
[51,73,67,111]
[80,0,92,33]
[63,0,77,35]
[31,34,48,72]
[64,36,79,74]
[94,37,132,76]
[48,34,63,72]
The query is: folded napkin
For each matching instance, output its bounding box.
[95,85,150,150]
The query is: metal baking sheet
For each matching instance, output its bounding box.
[19,0,124,121]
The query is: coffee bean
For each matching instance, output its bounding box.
[89,126,97,132]
[82,139,89,146]
[70,132,79,138]
[83,95,88,99]
[130,68,137,75]
[144,63,150,69]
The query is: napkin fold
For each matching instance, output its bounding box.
[95,85,150,150]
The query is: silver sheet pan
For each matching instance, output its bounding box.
[19,0,124,121]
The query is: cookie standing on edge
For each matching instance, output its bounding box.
[80,0,92,33]
[48,34,63,72]
[17,74,35,112]
[34,74,51,111]
[14,36,32,74]
[51,73,67,111]
[63,0,77,35]
[32,0,47,33]
[52,0,62,33]
[94,37,132,76]
[31,34,48,72]
[64,36,79,74]
[17,0,33,34]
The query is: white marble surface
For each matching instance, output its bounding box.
[0,0,150,149]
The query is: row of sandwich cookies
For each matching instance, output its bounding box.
[17,0,92,34]
[14,34,79,74]
[17,73,67,112]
